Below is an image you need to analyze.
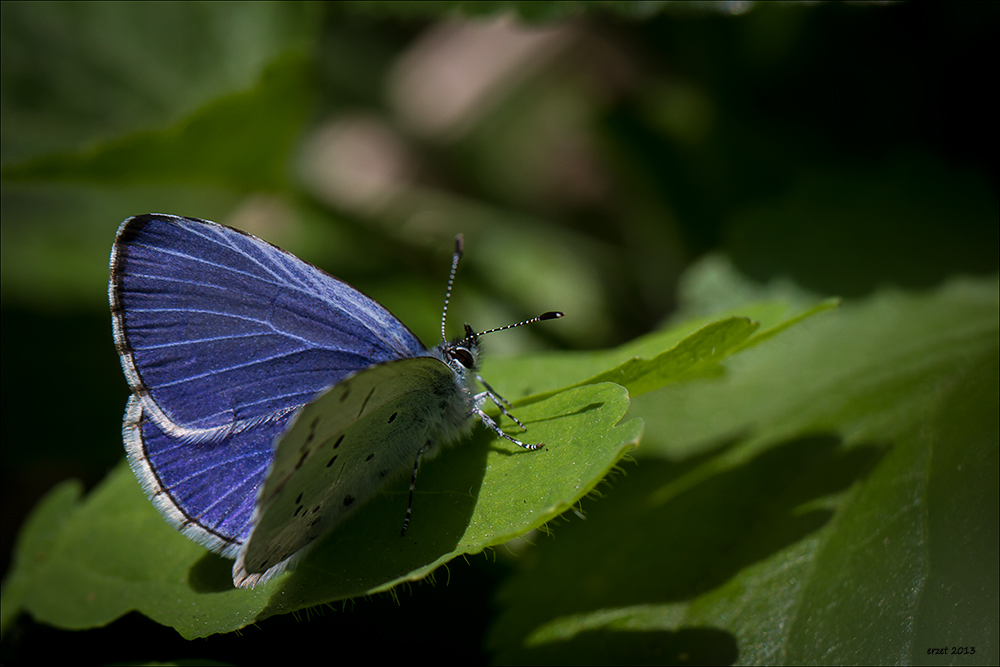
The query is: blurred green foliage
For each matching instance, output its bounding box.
[1,1,996,664]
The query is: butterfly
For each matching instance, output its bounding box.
[109,214,562,588]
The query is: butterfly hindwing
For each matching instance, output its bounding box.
[123,396,290,556]
[234,356,470,587]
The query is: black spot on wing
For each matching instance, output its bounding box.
[358,387,377,417]
[306,417,320,445]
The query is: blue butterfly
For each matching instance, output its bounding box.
[109,214,562,588]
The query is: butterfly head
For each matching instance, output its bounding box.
[440,323,482,373]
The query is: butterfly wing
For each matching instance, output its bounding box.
[110,214,428,556]
[234,355,471,588]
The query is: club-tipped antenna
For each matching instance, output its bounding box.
[438,234,563,343]
[460,311,564,346]
[440,234,464,342]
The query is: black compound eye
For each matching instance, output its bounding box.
[453,347,475,368]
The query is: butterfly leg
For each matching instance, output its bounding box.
[476,375,511,406]
[471,392,543,451]
[485,394,528,430]
[400,442,430,536]
[476,375,527,430]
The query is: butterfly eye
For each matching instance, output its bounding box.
[453,347,475,368]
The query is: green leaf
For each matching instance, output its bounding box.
[1,52,315,191]
[3,295,829,638]
[1,1,318,164]
[488,275,999,665]
[0,479,83,636]
[484,298,838,400]
[4,382,640,639]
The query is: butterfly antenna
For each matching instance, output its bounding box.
[460,311,564,346]
[440,234,464,343]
